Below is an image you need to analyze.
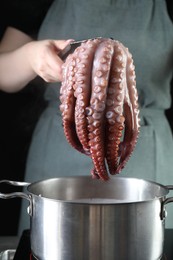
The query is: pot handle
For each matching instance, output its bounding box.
[161,185,173,220]
[163,185,173,207]
[0,180,30,201]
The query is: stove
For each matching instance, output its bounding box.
[0,229,173,260]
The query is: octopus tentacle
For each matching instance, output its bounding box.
[105,41,126,175]
[116,44,140,173]
[60,56,85,154]
[87,39,114,180]
[74,39,100,154]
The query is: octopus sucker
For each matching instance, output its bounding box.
[60,38,140,180]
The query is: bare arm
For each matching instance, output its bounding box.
[0,27,33,52]
[0,27,72,92]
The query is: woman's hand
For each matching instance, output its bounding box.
[25,39,73,82]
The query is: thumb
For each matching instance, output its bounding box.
[53,39,75,51]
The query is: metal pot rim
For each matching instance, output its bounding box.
[27,176,171,204]
[0,176,173,204]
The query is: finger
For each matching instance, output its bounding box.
[52,39,75,51]
[50,55,64,81]
[45,54,64,81]
[39,63,62,82]
[42,73,59,83]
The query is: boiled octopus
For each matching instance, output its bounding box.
[60,38,140,181]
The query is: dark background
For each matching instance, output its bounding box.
[0,79,47,235]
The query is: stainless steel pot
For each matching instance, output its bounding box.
[0,176,173,260]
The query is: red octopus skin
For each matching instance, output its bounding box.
[60,38,140,181]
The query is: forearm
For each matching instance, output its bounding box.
[0,44,37,92]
